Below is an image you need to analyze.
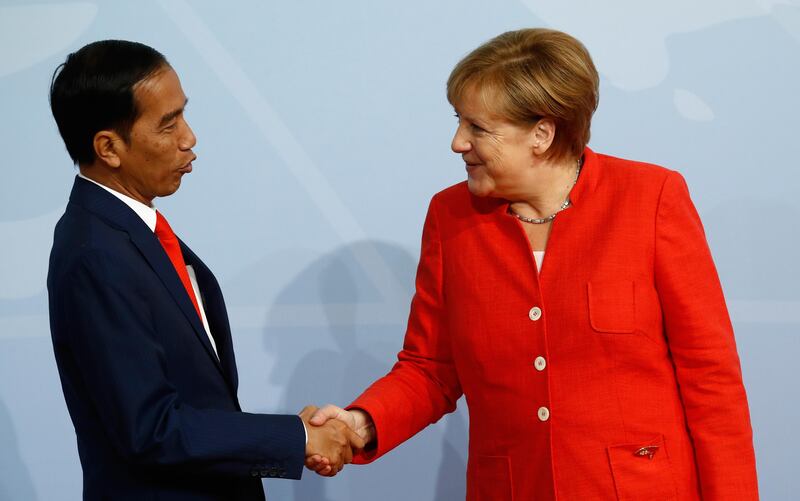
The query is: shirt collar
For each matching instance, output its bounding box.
[77,173,158,232]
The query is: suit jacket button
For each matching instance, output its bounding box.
[250,468,260,477]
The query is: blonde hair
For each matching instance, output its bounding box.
[447,28,599,161]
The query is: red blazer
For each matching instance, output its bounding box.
[350,148,758,500]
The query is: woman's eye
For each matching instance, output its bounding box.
[470,123,485,133]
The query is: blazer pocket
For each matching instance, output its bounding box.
[469,455,513,501]
[607,435,678,501]
[588,281,635,333]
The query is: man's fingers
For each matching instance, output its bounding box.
[345,426,366,451]
[298,405,319,420]
[305,454,324,469]
[342,443,353,465]
[307,454,338,477]
[329,447,346,472]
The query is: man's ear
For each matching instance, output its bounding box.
[531,118,556,155]
[92,130,124,168]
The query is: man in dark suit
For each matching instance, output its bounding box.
[46,40,362,500]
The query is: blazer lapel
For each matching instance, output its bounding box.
[68,177,225,375]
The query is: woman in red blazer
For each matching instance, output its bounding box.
[308,28,758,500]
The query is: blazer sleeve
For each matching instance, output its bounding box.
[349,196,462,462]
[654,171,758,499]
[53,249,305,479]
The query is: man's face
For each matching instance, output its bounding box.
[116,66,196,204]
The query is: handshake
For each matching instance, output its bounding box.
[299,404,376,476]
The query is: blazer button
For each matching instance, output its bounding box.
[533,356,546,371]
[537,406,550,421]
[528,307,542,321]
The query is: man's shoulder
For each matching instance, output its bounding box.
[54,201,132,251]
[50,202,143,284]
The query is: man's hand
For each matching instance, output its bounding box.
[299,406,365,477]
[305,405,376,476]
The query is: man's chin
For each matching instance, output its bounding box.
[157,179,182,198]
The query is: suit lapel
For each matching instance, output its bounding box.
[128,230,224,371]
[181,244,240,398]
[69,177,225,376]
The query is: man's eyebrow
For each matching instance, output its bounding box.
[158,98,189,127]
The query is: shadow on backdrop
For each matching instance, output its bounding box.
[705,200,800,301]
[434,407,468,500]
[0,397,37,500]
[261,240,467,500]
[704,199,800,501]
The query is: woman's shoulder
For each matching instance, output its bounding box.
[432,181,502,212]
[434,181,470,201]
[594,151,674,177]
[424,182,505,224]
[591,150,687,191]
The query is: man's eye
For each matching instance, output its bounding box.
[163,123,177,132]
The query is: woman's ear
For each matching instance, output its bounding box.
[92,130,124,168]
[531,118,556,155]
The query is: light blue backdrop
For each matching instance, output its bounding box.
[1,1,798,499]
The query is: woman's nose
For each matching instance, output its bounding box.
[451,127,471,153]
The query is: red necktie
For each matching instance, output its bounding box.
[155,211,203,321]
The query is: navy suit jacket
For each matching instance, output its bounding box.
[47,177,304,500]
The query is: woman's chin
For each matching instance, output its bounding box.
[466,178,493,198]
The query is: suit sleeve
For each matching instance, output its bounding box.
[349,196,463,463]
[53,249,305,479]
[654,171,758,499]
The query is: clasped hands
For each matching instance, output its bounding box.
[299,404,375,476]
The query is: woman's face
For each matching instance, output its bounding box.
[451,86,537,199]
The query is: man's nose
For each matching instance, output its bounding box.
[180,119,197,150]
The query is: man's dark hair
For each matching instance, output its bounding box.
[49,40,169,165]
